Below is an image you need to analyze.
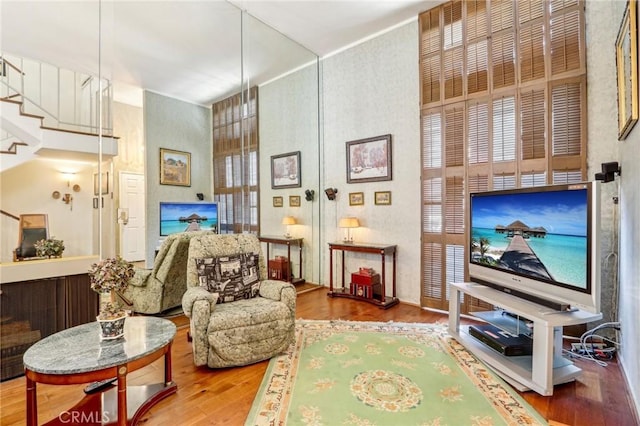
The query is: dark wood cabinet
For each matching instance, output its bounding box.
[0,274,99,381]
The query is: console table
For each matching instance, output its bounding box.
[23,316,177,425]
[328,241,398,309]
[258,235,305,284]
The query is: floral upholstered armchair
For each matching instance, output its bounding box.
[121,230,215,314]
[181,233,296,368]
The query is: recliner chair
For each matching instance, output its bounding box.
[182,233,296,368]
[121,230,216,314]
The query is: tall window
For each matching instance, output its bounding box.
[420,0,587,312]
[212,87,259,234]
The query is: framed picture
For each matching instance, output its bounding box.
[346,134,392,184]
[374,191,392,205]
[349,192,364,206]
[273,196,284,207]
[271,151,301,189]
[93,172,109,195]
[616,0,638,140]
[160,148,191,186]
[289,195,301,207]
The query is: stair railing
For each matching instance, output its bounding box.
[0,53,113,136]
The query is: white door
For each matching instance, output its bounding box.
[119,172,145,261]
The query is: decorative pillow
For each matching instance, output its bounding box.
[195,253,260,303]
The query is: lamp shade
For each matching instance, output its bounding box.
[338,217,359,228]
[282,216,296,225]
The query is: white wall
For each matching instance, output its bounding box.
[0,159,95,262]
[320,22,422,303]
[586,0,640,415]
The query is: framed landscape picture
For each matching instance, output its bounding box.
[375,191,392,205]
[271,151,301,189]
[160,148,191,186]
[346,134,392,183]
[273,196,284,207]
[349,192,364,206]
[289,195,301,207]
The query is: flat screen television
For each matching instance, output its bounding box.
[468,181,601,314]
[159,202,219,236]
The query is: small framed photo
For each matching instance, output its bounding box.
[349,192,364,206]
[160,148,191,186]
[271,151,301,189]
[273,196,284,207]
[374,191,392,205]
[346,134,392,183]
[289,195,301,207]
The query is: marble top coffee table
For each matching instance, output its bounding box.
[23,316,177,426]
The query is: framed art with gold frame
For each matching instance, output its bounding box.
[273,196,284,207]
[160,148,191,186]
[374,191,392,205]
[616,0,638,140]
[349,192,364,206]
[289,195,301,207]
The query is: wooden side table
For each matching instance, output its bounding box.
[328,241,399,309]
[23,317,177,426]
[258,235,305,284]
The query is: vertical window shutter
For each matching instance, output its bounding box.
[492,96,516,161]
[444,47,464,99]
[422,55,441,104]
[552,82,581,156]
[467,174,489,193]
[490,0,514,32]
[467,41,488,94]
[423,178,442,233]
[519,0,545,23]
[445,176,464,234]
[492,32,516,88]
[493,174,516,190]
[521,172,547,187]
[421,8,441,105]
[551,9,581,75]
[444,1,463,48]
[552,169,582,184]
[521,89,546,159]
[445,106,464,166]
[422,111,442,168]
[446,245,465,300]
[466,0,488,40]
[520,22,545,82]
[421,9,441,55]
[550,0,580,14]
[422,242,443,299]
[468,101,489,164]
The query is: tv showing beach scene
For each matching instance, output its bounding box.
[160,202,218,236]
[470,188,588,290]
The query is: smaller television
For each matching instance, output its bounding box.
[159,202,219,236]
[468,181,601,314]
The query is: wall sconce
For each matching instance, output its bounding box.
[282,216,296,238]
[61,172,75,187]
[305,189,315,201]
[325,188,338,200]
[338,217,360,243]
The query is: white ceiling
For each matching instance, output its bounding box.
[1,1,443,106]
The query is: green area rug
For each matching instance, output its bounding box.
[246,320,547,426]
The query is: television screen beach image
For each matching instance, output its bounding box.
[470,188,588,291]
[160,202,218,236]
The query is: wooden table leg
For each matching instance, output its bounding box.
[26,374,37,426]
[117,366,128,426]
[165,342,173,385]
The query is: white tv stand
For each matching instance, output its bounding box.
[448,282,602,396]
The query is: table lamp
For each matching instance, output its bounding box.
[338,217,359,243]
[282,216,296,238]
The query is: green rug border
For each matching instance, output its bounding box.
[246,319,548,426]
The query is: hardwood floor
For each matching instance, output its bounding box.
[1,287,637,425]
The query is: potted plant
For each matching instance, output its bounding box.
[88,256,135,340]
[34,237,65,258]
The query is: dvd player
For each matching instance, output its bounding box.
[469,324,533,356]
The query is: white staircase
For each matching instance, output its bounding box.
[0,54,118,172]
[0,99,118,172]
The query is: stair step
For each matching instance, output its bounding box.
[0,142,27,154]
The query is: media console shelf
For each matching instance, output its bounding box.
[448,282,602,396]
